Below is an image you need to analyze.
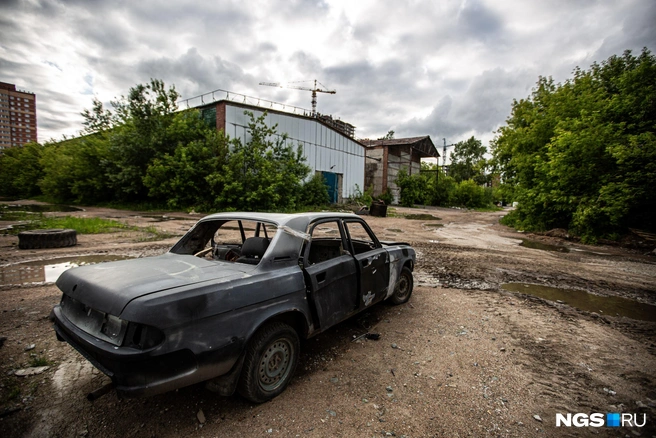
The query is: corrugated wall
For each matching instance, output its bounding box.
[224,105,365,199]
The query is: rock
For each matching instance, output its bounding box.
[533,415,542,422]
[327,410,336,417]
[330,377,339,384]
[391,343,399,349]
[197,408,206,424]
[24,344,35,351]
[500,348,506,352]
[14,366,49,377]
[386,386,393,392]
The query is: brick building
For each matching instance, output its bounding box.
[362,136,439,203]
[0,82,37,150]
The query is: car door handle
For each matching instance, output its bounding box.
[362,259,370,268]
[317,272,326,283]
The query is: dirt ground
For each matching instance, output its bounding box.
[0,202,654,437]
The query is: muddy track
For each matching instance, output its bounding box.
[1,203,655,437]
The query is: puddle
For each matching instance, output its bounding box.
[0,255,132,286]
[520,239,569,253]
[502,283,656,322]
[405,214,441,220]
[0,204,83,213]
[423,222,444,229]
[142,215,190,222]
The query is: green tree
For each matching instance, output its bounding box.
[143,125,230,210]
[449,136,487,183]
[0,142,44,198]
[492,48,656,241]
[96,79,181,201]
[39,135,111,203]
[209,111,311,211]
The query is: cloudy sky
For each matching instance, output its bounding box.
[2,0,655,151]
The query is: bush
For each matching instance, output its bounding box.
[377,188,394,205]
[452,180,488,208]
[298,173,330,207]
[0,142,44,198]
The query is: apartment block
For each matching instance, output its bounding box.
[0,82,37,150]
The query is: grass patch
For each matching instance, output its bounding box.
[2,214,176,242]
[37,216,130,234]
[472,205,503,212]
[405,213,441,220]
[2,214,130,235]
[136,226,176,242]
[29,355,49,367]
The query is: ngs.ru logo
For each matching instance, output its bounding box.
[556,412,647,428]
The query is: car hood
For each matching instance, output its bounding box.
[56,253,254,316]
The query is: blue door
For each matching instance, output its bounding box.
[322,172,338,203]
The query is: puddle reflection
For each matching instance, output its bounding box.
[0,255,131,286]
[502,283,656,322]
[520,239,569,253]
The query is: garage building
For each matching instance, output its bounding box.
[192,96,365,204]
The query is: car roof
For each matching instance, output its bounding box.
[198,212,362,231]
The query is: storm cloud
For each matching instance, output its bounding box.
[1,0,653,149]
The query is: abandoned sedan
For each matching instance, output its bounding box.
[52,212,415,402]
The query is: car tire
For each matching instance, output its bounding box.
[238,322,300,403]
[18,229,77,249]
[389,266,413,305]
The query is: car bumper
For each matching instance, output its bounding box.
[52,305,241,398]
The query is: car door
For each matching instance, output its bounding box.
[343,219,390,310]
[302,220,358,329]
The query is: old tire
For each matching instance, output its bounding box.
[389,266,413,305]
[18,229,77,249]
[238,322,299,403]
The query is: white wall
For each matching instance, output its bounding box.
[224,104,365,199]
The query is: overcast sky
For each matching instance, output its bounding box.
[2,0,655,151]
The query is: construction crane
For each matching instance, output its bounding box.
[259,79,336,117]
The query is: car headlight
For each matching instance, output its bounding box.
[123,322,165,350]
[100,313,128,345]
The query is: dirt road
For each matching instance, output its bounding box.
[1,203,654,437]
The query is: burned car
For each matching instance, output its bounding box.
[52,212,415,403]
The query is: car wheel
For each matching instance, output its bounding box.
[389,266,413,305]
[238,322,300,403]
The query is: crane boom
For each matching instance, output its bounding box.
[259,79,335,116]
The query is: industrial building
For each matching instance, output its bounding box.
[362,136,439,203]
[0,82,37,150]
[188,92,365,203]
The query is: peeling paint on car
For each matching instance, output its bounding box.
[51,212,415,401]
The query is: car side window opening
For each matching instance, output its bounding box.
[343,221,379,255]
[174,220,277,263]
[305,221,348,265]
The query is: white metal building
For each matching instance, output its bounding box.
[197,99,365,203]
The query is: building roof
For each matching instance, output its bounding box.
[361,136,439,158]
[197,99,364,146]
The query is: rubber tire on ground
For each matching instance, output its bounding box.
[18,229,77,250]
[237,322,300,403]
[389,266,414,305]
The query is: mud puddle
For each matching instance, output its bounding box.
[140,215,191,222]
[520,239,569,253]
[502,283,656,322]
[423,222,444,229]
[0,204,83,213]
[0,255,132,286]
